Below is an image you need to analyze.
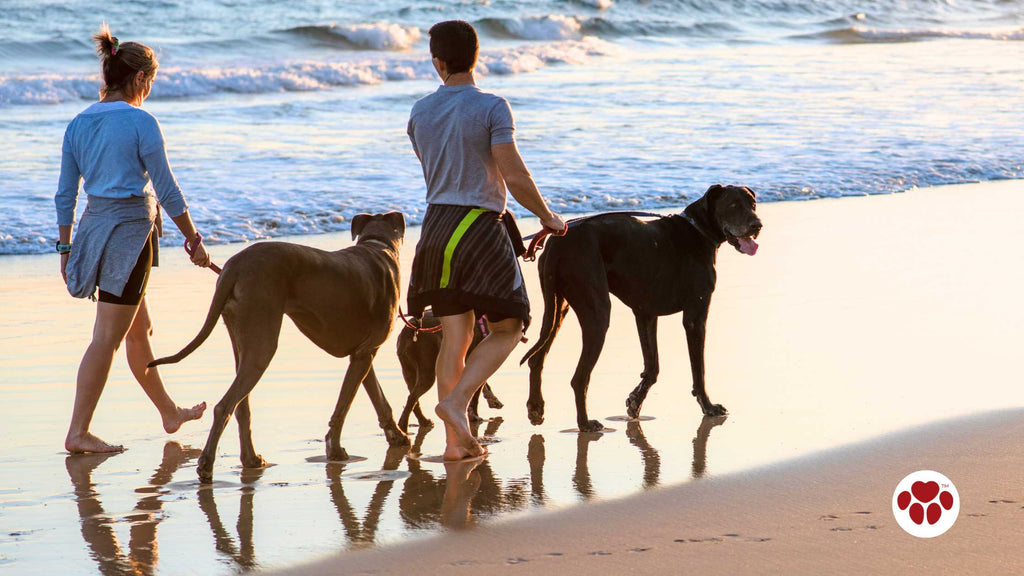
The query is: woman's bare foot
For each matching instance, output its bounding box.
[163,402,207,434]
[65,432,125,454]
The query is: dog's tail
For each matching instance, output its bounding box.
[148,264,237,368]
[520,251,568,365]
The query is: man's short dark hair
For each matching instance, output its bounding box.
[429,20,479,74]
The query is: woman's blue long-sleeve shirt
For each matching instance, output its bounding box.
[55,101,188,226]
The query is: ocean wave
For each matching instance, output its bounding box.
[281,23,422,51]
[571,0,614,10]
[796,25,1024,43]
[0,37,93,61]
[0,38,614,106]
[475,13,738,41]
[478,15,586,41]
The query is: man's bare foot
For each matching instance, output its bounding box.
[442,443,487,461]
[435,399,484,456]
[163,402,207,434]
[65,432,125,454]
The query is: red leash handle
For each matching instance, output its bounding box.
[183,233,222,274]
[398,307,443,342]
[522,221,568,262]
[397,308,528,344]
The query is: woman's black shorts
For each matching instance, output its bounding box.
[98,233,153,306]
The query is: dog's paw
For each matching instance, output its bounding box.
[626,396,642,419]
[415,418,435,430]
[702,403,728,417]
[385,427,411,447]
[196,453,216,484]
[487,398,504,410]
[327,446,350,461]
[241,454,267,469]
[579,419,604,433]
[527,401,545,426]
[197,467,214,485]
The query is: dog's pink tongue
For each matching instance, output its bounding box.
[738,237,758,256]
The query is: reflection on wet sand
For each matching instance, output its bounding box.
[197,469,261,570]
[66,416,726,574]
[528,434,546,505]
[399,418,529,531]
[692,416,727,479]
[572,432,603,499]
[327,445,408,548]
[626,420,661,488]
[65,442,201,576]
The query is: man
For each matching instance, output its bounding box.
[407,20,565,460]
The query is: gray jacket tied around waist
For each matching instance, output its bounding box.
[66,195,157,300]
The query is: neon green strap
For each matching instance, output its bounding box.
[440,208,486,288]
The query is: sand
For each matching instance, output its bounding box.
[274,409,1024,575]
[1,180,1023,575]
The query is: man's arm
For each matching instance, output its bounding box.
[492,142,564,231]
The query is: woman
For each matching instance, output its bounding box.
[56,24,210,454]
[406,20,566,460]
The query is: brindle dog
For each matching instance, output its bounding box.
[521,185,762,432]
[150,212,409,483]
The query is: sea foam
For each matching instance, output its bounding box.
[0,39,613,106]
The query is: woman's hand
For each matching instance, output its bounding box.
[188,239,211,267]
[60,253,70,283]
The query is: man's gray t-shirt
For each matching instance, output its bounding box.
[408,85,516,213]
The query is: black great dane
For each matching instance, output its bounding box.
[521,185,762,432]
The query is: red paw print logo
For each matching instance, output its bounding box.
[892,471,959,538]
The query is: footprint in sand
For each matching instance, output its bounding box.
[819,511,872,521]
[830,525,878,532]
[820,512,878,533]
[674,534,771,543]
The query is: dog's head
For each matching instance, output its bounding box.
[687,184,761,255]
[351,211,406,249]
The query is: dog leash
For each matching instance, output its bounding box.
[397,307,527,344]
[522,211,665,262]
[183,233,222,274]
[397,307,443,342]
[521,222,568,262]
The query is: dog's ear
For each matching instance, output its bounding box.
[351,213,371,240]
[685,184,722,218]
[384,211,406,237]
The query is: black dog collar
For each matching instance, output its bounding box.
[680,212,718,244]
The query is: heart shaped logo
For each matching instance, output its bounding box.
[911,480,940,503]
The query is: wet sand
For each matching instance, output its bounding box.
[1,180,1023,574]
[275,408,1024,575]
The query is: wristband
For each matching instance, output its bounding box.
[56,242,72,254]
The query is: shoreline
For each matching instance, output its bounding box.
[273,407,1024,575]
